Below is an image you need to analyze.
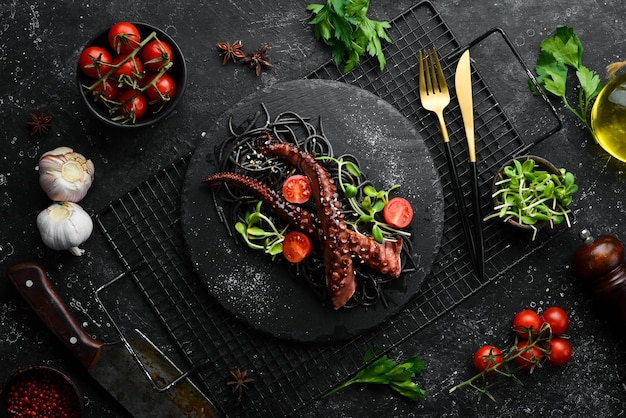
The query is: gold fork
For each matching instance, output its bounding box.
[418,49,452,143]
[418,48,478,272]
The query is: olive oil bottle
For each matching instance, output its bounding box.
[591,73,626,162]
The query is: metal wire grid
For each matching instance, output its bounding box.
[96,1,562,416]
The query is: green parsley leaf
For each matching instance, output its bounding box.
[539,32,581,69]
[577,65,602,101]
[306,0,392,73]
[322,350,427,400]
[530,25,602,139]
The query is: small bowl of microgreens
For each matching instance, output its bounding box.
[484,155,579,240]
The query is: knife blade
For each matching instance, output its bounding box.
[455,49,485,281]
[7,262,219,418]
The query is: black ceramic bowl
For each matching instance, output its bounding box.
[0,366,82,417]
[77,22,187,128]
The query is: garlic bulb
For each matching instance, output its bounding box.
[38,146,95,202]
[36,202,93,256]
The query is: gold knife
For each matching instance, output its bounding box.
[455,50,485,280]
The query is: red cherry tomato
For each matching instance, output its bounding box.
[513,340,543,371]
[541,306,569,335]
[108,22,141,55]
[282,231,312,263]
[282,175,312,204]
[473,345,504,376]
[545,337,572,366]
[512,309,543,339]
[145,73,177,104]
[78,46,112,79]
[383,197,414,228]
[116,90,148,122]
[90,79,118,102]
[111,55,143,84]
[141,39,174,72]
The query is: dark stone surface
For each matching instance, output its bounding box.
[1,0,625,417]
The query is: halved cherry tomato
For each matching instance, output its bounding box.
[513,340,543,371]
[78,46,112,79]
[541,306,569,335]
[108,22,141,55]
[545,337,572,366]
[141,39,174,72]
[383,197,414,228]
[282,231,312,263]
[145,73,177,104]
[512,309,543,339]
[473,345,504,376]
[282,175,312,204]
[116,90,148,122]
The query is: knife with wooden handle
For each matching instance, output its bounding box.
[455,50,485,281]
[7,262,220,417]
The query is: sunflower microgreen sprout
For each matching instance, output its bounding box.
[235,201,287,257]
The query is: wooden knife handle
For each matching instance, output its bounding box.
[7,262,103,371]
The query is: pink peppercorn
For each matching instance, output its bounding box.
[3,367,81,417]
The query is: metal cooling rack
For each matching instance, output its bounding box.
[96,1,563,416]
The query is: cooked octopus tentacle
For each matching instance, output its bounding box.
[255,139,355,309]
[202,172,318,236]
[202,172,403,278]
[347,230,402,277]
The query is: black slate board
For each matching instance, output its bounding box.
[181,79,444,342]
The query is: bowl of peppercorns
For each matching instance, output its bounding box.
[0,366,82,417]
[77,21,187,128]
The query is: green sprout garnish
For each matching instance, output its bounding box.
[484,158,578,240]
[235,201,287,257]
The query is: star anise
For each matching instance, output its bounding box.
[241,44,273,77]
[217,40,245,65]
[26,111,53,136]
[226,366,254,400]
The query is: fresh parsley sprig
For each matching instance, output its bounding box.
[322,350,427,400]
[529,25,602,139]
[306,0,391,73]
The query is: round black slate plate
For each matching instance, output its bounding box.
[181,79,444,342]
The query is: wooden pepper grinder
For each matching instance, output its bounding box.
[573,229,626,324]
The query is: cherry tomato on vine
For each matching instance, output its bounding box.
[141,39,174,72]
[111,55,144,84]
[90,79,118,102]
[541,306,569,335]
[383,197,414,228]
[282,231,312,263]
[78,46,112,79]
[546,337,572,366]
[116,90,148,122]
[512,309,543,339]
[108,22,141,55]
[145,73,177,104]
[512,340,543,371]
[473,345,504,375]
[282,175,312,204]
